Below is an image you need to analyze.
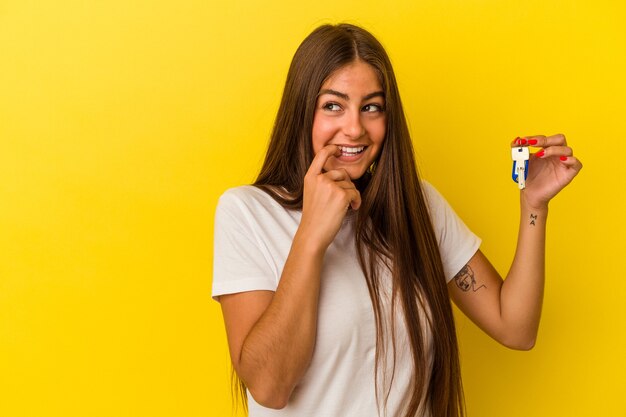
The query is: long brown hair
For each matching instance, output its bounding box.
[248,23,464,417]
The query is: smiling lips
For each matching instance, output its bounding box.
[332,145,368,162]
[338,145,366,157]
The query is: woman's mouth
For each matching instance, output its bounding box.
[338,145,366,157]
[334,145,368,162]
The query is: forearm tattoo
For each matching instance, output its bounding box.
[530,213,538,226]
[453,264,486,292]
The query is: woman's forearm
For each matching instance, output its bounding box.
[499,193,549,349]
[236,231,325,408]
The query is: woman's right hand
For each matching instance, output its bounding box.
[299,145,362,250]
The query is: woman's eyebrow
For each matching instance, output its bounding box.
[318,89,385,101]
[318,89,349,100]
[363,91,384,101]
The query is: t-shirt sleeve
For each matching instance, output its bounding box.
[211,189,279,300]
[422,181,482,282]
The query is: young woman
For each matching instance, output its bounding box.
[212,23,582,417]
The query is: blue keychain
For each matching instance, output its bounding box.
[511,147,529,189]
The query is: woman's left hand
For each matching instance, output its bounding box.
[514,133,583,209]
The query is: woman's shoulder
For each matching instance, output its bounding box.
[419,180,459,224]
[218,185,290,215]
[420,179,446,208]
[219,184,264,201]
[219,185,274,208]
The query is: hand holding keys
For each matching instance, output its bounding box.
[512,146,530,189]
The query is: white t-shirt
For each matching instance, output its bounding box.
[212,182,481,417]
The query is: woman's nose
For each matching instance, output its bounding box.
[342,110,365,139]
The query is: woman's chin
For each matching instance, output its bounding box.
[323,161,366,179]
[344,166,368,181]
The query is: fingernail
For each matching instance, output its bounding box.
[560,156,568,161]
[535,150,545,158]
[520,139,528,145]
[515,137,521,145]
[528,139,538,145]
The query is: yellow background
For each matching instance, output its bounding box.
[1,1,624,416]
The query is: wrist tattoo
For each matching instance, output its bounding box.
[453,264,486,293]
[530,213,538,226]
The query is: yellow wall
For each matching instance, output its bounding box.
[1,1,624,416]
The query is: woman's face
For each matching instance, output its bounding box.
[312,60,386,180]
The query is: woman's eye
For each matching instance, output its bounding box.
[323,103,342,112]
[363,103,384,113]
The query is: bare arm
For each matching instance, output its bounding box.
[449,134,582,349]
[448,198,547,350]
[218,145,361,408]
[219,235,325,408]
